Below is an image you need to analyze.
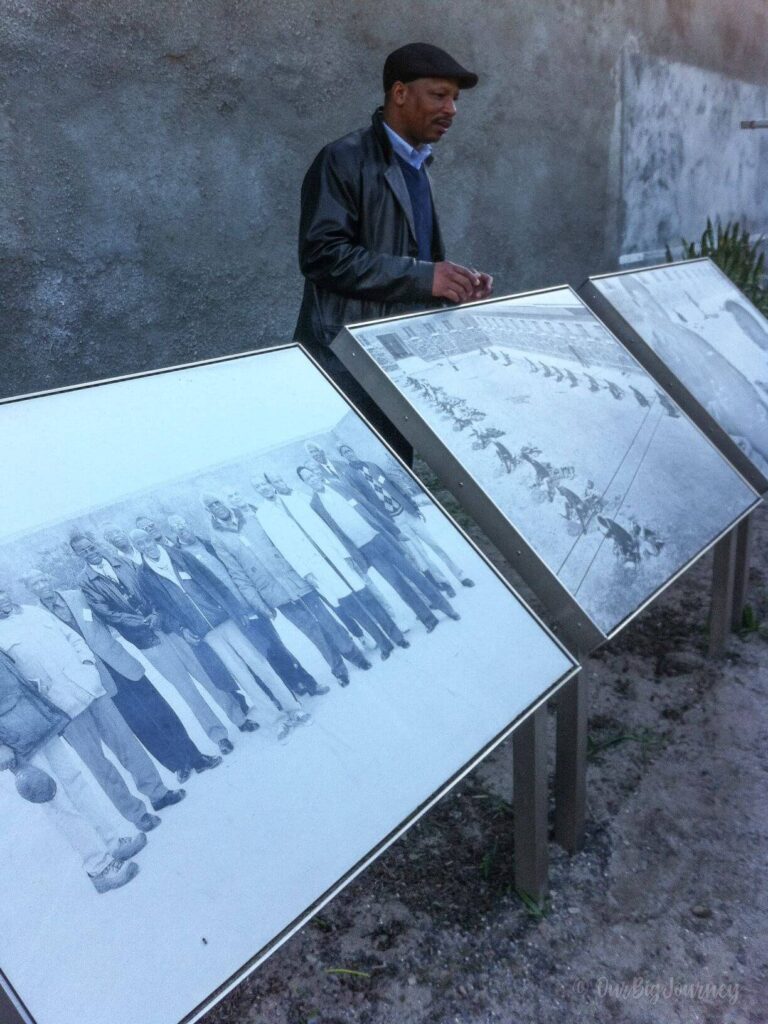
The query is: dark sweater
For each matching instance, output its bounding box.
[395,155,434,261]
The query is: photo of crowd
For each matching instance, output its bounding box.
[0,348,574,1024]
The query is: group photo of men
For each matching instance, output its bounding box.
[0,423,477,897]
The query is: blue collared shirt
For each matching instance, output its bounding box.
[382,121,433,170]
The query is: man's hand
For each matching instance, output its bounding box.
[472,271,494,301]
[305,573,320,591]
[0,745,16,771]
[432,263,494,305]
[181,627,200,645]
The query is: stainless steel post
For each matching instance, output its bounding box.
[731,513,754,631]
[554,670,588,852]
[513,705,549,902]
[709,529,738,657]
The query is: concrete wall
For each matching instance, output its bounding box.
[2,0,768,398]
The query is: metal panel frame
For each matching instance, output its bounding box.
[332,284,762,652]
[580,256,768,495]
[0,343,579,1024]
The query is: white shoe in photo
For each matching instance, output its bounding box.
[90,859,140,894]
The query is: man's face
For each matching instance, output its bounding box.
[136,517,162,541]
[104,528,129,549]
[391,77,460,145]
[226,491,247,509]
[254,481,276,501]
[135,535,160,560]
[0,591,13,616]
[29,574,55,602]
[72,537,103,566]
[209,500,231,522]
[266,474,291,496]
[338,445,357,464]
[300,466,324,492]
[178,524,197,546]
[307,444,326,464]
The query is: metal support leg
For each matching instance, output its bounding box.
[554,670,588,853]
[731,514,754,632]
[513,705,549,903]
[708,529,738,658]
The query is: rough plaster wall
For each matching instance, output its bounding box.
[619,52,768,260]
[1,0,768,398]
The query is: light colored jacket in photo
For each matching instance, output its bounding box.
[0,604,105,718]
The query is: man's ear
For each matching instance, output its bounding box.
[389,81,408,108]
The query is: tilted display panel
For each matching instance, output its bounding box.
[0,345,576,1024]
[582,257,768,494]
[333,289,760,647]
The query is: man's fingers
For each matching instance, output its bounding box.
[451,263,481,286]
[445,270,474,300]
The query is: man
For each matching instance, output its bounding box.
[337,442,475,594]
[132,528,309,741]
[204,492,371,687]
[294,453,407,630]
[304,443,356,495]
[166,516,325,700]
[23,571,184,825]
[103,525,143,571]
[253,475,408,661]
[297,464,459,632]
[0,650,143,893]
[0,585,162,839]
[295,42,493,460]
[135,515,165,543]
[166,513,328,699]
[70,532,222,781]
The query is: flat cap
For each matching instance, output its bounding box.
[383,42,478,92]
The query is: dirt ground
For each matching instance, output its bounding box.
[203,473,768,1024]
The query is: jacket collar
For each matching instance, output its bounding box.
[372,108,418,242]
[209,507,246,534]
[81,555,127,581]
[371,108,434,168]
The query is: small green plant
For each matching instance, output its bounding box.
[668,219,768,315]
[587,728,663,763]
[517,889,550,920]
[737,603,768,641]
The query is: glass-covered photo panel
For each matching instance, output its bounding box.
[337,290,759,639]
[0,346,575,1024]
[587,258,768,493]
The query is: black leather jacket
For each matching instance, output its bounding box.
[294,109,445,366]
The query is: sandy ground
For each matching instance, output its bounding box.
[202,468,768,1024]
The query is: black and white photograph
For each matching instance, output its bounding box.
[343,290,759,636]
[0,347,575,1024]
[589,259,768,484]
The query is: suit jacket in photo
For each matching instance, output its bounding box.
[55,589,146,687]
[306,488,391,572]
[136,545,241,638]
[0,604,105,718]
[209,509,312,612]
[78,556,159,650]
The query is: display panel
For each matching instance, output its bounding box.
[584,258,768,493]
[0,346,576,1024]
[335,290,759,640]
